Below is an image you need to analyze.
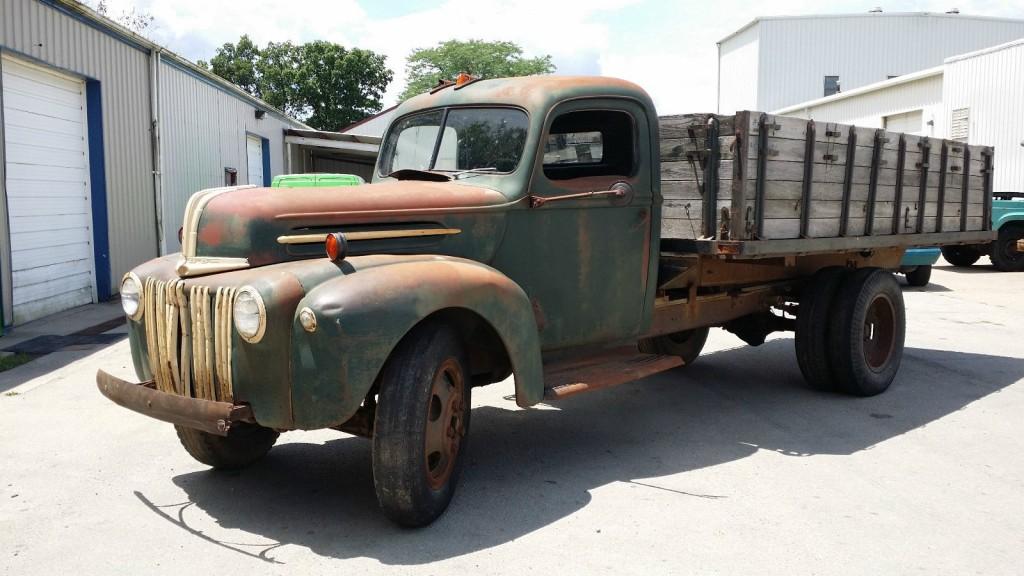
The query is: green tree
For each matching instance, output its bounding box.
[401,39,555,100]
[201,36,392,131]
[92,1,155,35]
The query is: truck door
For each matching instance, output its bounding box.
[493,99,654,350]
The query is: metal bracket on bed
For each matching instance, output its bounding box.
[936,141,949,232]
[916,137,930,233]
[799,120,816,238]
[839,125,858,236]
[892,134,907,235]
[865,129,885,236]
[703,116,720,239]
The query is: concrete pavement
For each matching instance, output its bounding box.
[1,261,1022,575]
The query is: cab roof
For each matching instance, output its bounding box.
[394,75,654,120]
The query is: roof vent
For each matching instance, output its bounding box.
[946,7,960,13]
[869,6,883,12]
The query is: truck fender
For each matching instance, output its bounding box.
[290,256,544,429]
[994,209,1024,231]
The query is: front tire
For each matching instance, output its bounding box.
[828,269,906,397]
[991,225,1024,272]
[638,327,709,366]
[941,245,981,267]
[904,265,932,287]
[175,423,279,470]
[372,322,471,527]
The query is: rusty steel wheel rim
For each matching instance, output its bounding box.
[424,358,466,490]
[863,294,897,371]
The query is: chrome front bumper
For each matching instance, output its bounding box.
[96,370,254,436]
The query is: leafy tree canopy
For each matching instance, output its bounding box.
[401,39,555,100]
[200,36,392,131]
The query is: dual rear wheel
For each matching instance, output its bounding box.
[795,267,906,396]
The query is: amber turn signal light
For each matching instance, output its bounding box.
[325,232,348,262]
[455,72,475,86]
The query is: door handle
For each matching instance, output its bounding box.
[529,182,633,208]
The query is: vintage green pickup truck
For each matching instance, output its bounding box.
[98,75,995,526]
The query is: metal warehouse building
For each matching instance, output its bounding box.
[776,38,1024,194]
[717,11,1024,114]
[0,0,307,325]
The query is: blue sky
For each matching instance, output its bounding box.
[91,0,1024,114]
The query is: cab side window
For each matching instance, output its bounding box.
[543,110,634,180]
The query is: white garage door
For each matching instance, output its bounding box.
[2,55,95,324]
[884,110,924,135]
[246,135,264,186]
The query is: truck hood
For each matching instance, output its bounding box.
[177,180,512,277]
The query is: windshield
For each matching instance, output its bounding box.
[378,107,529,177]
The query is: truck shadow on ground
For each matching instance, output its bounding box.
[935,263,1001,274]
[160,340,1024,565]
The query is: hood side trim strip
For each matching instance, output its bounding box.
[277,228,462,245]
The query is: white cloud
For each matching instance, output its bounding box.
[89,0,1024,115]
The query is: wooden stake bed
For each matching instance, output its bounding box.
[659,112,997,258]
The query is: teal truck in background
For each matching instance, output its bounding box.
[941,192,1024,271]
[899,247,940,286]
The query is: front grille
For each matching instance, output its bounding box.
[142,278,237,402]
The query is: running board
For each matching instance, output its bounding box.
[542,347,683,401]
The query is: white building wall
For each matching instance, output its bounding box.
[777,71,945,137]
[158,61,302,252]
[717,23,759,115]
[944,40,1024,192]
[720,13,1024,113]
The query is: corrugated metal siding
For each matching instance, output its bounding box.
[158,61,301,250]
[944,42,1024,191]
[717,23,759,114]
[311,155,375,181]
[783,74,944,137]
[1,0,154,293]
[721,13,1024,112]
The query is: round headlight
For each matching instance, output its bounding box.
[121,273,144,320]
[233,287,266,343]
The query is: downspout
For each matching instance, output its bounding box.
[716,42,721,114]
[150,49,165,255]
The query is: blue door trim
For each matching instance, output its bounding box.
[261,137,271,186]
[86,80,111,300]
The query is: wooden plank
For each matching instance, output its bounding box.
[659,114,735,138]
[760,214,985,240]
[757,138,901,169]
[661,159,734,182]
[660,135,736,162]
[662,180,733,202]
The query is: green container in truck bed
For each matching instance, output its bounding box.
[271,173,365,188]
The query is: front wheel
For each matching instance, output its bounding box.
[991,226,1024,272]
[828,269,906,397]
[175,423,279,470]
[372,321,471,527]
[941,245,981,267]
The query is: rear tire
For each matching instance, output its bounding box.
[372,321,471,527]
[175,423,279,471]
[828,269,905,397]
[991,225,1024,272]
[638,327,709,366]
[941,245,981,267]
[904,265,932,287]
[795,267,847,392]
